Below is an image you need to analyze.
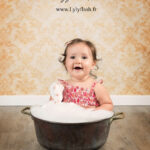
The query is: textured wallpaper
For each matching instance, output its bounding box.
[0,0,150,95]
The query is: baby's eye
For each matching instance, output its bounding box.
[82,56,87,59]
[70,56,75,59]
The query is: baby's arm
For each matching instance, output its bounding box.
[94,83,113,111]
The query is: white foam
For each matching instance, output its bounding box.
[31,102,114,123]
[49,81,64,103]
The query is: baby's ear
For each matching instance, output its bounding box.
[92,62,97,70]
[92,61,96,67]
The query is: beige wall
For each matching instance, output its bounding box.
[0,0,150,95]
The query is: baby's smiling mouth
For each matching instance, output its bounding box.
[73,66,83,70]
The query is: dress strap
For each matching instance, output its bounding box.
[91,79,103,89]
[58,79,67,86]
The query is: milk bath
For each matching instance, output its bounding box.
[31,102,114,123]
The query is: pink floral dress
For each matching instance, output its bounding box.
[59,79,103,107]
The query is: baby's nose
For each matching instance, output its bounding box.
[75,57,81,63]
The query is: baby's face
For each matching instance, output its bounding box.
[65,43,95,80]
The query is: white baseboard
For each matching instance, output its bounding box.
[111,95,150,105]
[0,95,150,106]
[0,95,49,106]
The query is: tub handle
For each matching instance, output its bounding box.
[21,107,31,116]
[110,112,125,123]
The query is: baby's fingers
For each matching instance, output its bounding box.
[49,96,53,101]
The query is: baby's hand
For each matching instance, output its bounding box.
[80,105,96,110]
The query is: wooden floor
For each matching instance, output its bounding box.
[0,106,149,150]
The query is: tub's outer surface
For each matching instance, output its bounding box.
[21,107,124,150]
[32,116,111,150]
